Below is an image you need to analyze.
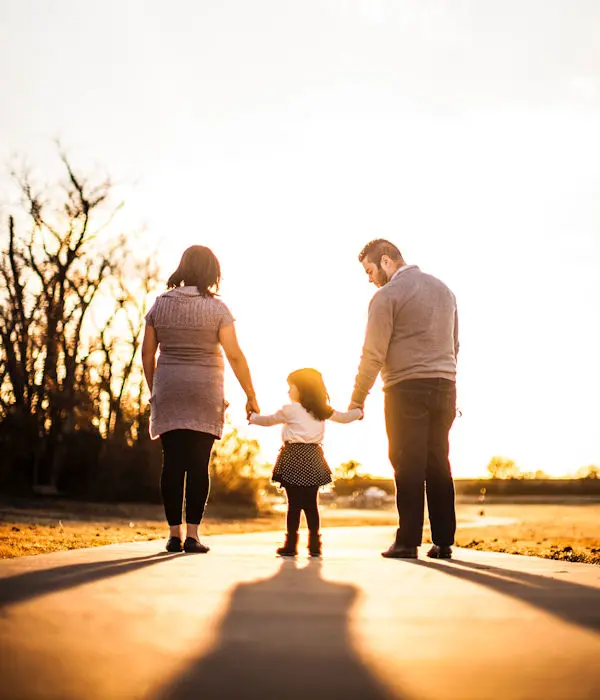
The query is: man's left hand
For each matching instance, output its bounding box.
[349,401,364,418]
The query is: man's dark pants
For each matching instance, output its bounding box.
[384,378,457,548]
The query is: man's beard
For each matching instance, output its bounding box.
[375,264,389,287]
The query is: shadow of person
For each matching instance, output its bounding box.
[0,551,180,608]
[410,557,600,634]
[154,558,401,700]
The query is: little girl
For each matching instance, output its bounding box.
[249,368,362,557]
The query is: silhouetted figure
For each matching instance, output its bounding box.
[142,245,259,553]
[350,239,459,560]
[249,368,362,557]
[155,560,396,699]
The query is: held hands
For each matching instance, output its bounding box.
[348,401,365,419]
[246,395,260,420]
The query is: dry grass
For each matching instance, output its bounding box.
[0,501,402,559]
[453,501,600,565]
[0,519,284,559]
[0,496,406,559]
[1,498,599,565]
[0,499,281,559]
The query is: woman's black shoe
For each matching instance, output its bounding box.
[166,536,183,553]
[276,532,298,557]
[184,537,210,554]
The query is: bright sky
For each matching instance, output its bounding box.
[1,1,599,478]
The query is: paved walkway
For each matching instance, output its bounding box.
[1,527,599,699]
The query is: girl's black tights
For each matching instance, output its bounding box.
[160,429,215,526]
[284,485,320,533]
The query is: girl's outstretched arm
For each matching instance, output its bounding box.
[249,407,288,426]
[330,408,363,424]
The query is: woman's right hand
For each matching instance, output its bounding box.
[246,395,260,418]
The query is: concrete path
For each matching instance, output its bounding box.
[1,527,599,700]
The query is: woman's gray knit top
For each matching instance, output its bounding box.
[145,287,234,440]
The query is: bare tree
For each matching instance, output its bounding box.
[0,151,159,491]
[92,254,160,442]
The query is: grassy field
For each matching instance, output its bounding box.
[454,500,600,565]
[0,500,276,559]
[1,498,599,565]
[0,498,400,558]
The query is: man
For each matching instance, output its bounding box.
[350,239,459,559]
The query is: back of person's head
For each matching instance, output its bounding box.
[167,245,221,296]
[288,368,334,421]
[358,239,403,265]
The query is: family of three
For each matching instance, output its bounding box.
[141,239,459,559]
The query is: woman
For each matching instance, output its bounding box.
[142,245,259,553]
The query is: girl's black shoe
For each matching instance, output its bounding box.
[184,537,210,554]
[308,532,322,557]
[166,536,183,553]
[276,532,298,557]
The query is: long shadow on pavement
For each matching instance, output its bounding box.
[154,558,402,700]
[409,557,600,634]
[0,551,180,608]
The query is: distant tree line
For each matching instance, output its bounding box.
[486,457,599,480]
[0,151,261,508]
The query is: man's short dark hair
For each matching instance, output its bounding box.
[358,239,403,264]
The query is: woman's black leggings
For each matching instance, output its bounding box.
[284,485,320,534]
[160,429,215,526]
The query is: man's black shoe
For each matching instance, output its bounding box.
[427,545,452,559]
[165,536,183,553]
[381,544,418,559]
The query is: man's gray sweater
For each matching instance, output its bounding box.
[351,265,459,406]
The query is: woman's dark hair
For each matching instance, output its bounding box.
[167,245,221,296]
[288,368,334,421]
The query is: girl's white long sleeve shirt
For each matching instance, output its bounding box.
[249,403,362,444]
